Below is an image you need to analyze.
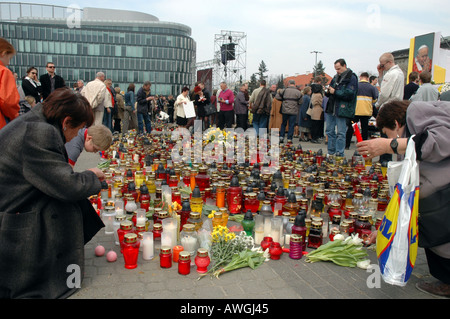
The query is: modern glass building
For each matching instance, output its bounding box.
[0,2,196,95]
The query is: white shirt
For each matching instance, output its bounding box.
[376,65,404,109]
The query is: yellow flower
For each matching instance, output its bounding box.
[208,210,216,219]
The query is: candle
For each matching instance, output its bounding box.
[264,218,272,237]
[142,232,154,260]
[161,231,173,248]
[136,208,147,227]
[162,218,178,249]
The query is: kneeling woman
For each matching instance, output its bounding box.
[357,100,450,298]
[0,88,106,299]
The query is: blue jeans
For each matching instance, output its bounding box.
[326,114,347,156]
[137,112,152,134]
[102,109,112,132]
[279,114,297,141]
[252,113,269,136]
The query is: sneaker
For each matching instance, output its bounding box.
[416,280,450,298]
[279,138,284,144]
[310,139,320,144]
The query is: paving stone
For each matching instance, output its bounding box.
[70,138,439,300]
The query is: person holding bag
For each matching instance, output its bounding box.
[174,87,191,128]
[357,100,450,298]
[309,78,324,143]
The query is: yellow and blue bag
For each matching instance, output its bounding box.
[376,137,419,287]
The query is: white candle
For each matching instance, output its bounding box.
[254,229,264,245]
[142,233,154,260]
[115,208,124,217]
[181,236,198,255]
[271,228,280,243]
[264,219,271,237]
[136,217,146,227]
[161,231,173,248]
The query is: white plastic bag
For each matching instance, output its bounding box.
[377,136,420,287]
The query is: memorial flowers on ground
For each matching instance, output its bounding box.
[199,226,268,280]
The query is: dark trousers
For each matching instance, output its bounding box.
[311,120,323,140]
[346,116,371,148]
[218,110,234,130]
[113,118,121,133]
[425,248,450,284]
[279,114,297,141]
[236,113,248,130]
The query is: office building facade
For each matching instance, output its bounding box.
[0,3,196,95]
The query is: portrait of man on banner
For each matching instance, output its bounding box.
[411,33,435,74]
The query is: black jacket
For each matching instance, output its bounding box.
[0,104,103,298]
[136,87,152,114]
[39,73,66,100]
[21,78,42,103]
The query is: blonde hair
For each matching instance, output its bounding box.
[87,125,113,151]
[25,95,36,106]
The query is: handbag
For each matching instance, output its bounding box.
[418,183,450,248]
[376,136,419,287]
[306,101,313,117]
[204,103,216,116]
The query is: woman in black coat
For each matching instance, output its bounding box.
[21,66,42,104]
[0,88,106,299]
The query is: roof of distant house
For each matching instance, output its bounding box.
[284,73,332,88]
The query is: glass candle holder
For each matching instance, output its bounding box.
[142,232,154,260]
[254,214,265,245]
[102,206,116,235]
[173,245,184,263]
[162,217,178,249]
[135,208,147,228]
[178,251,191,275]
[159,246,172,268]
[270,217,283,243]
[194,248,210,274]
[289,234,303,260]
[269,242,283,260]
[123,233,140,269]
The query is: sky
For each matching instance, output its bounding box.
[7,0,450,79]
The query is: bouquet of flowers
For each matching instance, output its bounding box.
[199,226,269,279]
[305,233,370,269]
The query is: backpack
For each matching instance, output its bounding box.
[251,87,271,114]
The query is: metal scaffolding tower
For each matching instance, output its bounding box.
[213,30,247,89]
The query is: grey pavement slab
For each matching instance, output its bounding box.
[70,134,437,300]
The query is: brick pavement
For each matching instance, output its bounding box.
[70,136,436,300]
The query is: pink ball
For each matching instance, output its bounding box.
[95,245,105,257]
[106,250,117,262]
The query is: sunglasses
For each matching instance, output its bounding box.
[31,72,37,75]
[47,66,55,68]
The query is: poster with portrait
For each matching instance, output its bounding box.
[408,32,449,83]
[197,68,213,94]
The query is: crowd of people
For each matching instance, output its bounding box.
[1,35,450,298]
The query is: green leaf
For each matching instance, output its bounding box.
[248,256,255,269]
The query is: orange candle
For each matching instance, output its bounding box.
[190,170,197,191]
[216,184,225,208]
[173,245,184,263]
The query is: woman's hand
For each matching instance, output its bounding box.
[356,138,391,159]
[365,231,378,245]
[88,167,105,181]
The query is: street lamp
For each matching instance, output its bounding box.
[311,51,322,77]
